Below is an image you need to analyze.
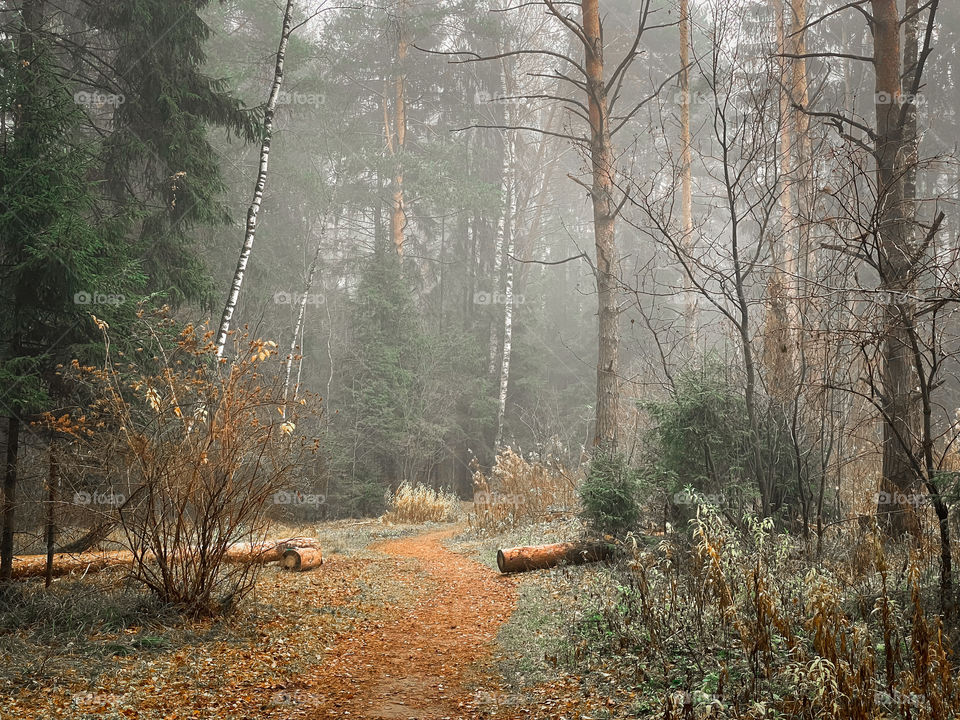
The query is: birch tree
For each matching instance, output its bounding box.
[215,0,296,357]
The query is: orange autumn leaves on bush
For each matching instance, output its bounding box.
[37,308,320,614]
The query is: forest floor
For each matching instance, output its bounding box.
[0,521,606,720]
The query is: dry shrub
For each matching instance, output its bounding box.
[45,310,318,615]
[381,482,461,524]
[469,447,579,532]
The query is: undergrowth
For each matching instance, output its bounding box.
[381,482,462,524]
[469,447,579,532]
[553,500,960,718]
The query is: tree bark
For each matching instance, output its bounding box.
[870,0,920,536]
[11,537,322,579]
[497,540,613,573]
[44,443,58,588]
[215,0,296,356]
[582,0,621,450]
[679,0,697,346]
[386,2,409,256]
[283,224,328,414]
[0,416,20,583]
[495,155,517,449]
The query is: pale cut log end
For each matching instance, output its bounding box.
[280,546,323,572]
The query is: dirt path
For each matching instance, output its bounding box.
[0,526,521,720]
[300,528,517,719]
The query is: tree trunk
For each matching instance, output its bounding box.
[215,0,296,356]
[497,540,614,573]
[280,546,323,571]
[871,0,920,536]
[387,2,409,256]
[582,0,621,450]
[283,224,327,414]
[790,0,813,286]
[223,537,321,564]
[765,0,798,403]
[488,42,515,377]
[495,153,517,449]
[12,537,322,579]
[0,416,20,583]
[44,443,58,588]
[487,136,511,376]
[1,0,44,588]
[679,0,697,346]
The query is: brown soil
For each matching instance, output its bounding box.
[299,527,517,719]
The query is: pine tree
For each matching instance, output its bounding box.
[0,0,141,582]
[84,0,259,304]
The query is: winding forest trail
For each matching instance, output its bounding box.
[301,528,517,719]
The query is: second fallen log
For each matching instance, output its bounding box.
[281,547,323,571]
[497,540,614,574]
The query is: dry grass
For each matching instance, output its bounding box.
[381,482,463,524]
[469,448,579,532]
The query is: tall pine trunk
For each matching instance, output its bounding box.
[679,0,697,346]
[0,417,20,583]
[583,0,621,450]
[1,0,43,585]
[871,0,919,535]
[387,2,408,256]
[765,0,797,401]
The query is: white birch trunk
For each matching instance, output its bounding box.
[215,0,296,357]
[495,149,518,450]
[487,137,511,376]
[282,224,328,416]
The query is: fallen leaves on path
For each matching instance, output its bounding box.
[2,526,521,720]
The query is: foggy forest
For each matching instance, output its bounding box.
[1,0,960,718]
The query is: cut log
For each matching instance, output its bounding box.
[222,537,321,564]
[280,547,323,571]
[12,550,135,579]
[497,540,614,574]
[12,537,322,579]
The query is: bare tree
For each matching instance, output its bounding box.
[440,0,661,450]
